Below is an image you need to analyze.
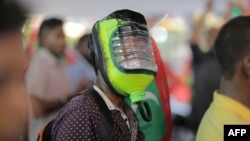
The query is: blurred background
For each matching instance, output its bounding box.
[17,0,250,141]
[21,0,230,48]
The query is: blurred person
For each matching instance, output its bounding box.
[75,33,97,81]
[26,18,81,141]
[196,16,250,141]
[65,34,96,91]
[190,0,221,67]
[188,0,222,133]
[0,0,29,140]
[39,9,158,141]
[76,34,94,64]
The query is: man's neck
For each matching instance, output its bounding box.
[95,81,124,109]
[220,76,250,109]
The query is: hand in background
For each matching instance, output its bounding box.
[206,0,214,12]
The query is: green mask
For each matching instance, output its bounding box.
[90,9,157,121]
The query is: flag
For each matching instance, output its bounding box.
[126,37,172,141]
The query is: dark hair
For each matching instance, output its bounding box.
[107,9,147,25]
[38,18,63,40]
[214,16,250,80]
[76,34,91,49]
[0,0,27,33]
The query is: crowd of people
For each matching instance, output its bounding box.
[1,0,250,141]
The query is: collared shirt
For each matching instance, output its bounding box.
[26,48,74,141]
[51,85,144,141]
[93,85,130,130]
[196,91,250,141]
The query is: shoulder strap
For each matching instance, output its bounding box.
[86,86,114,141]
[37,86,114,141]
[37,119,54,141]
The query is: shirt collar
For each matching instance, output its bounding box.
[213,91,250,121]
[93,85,131,130]
[93,85,116,110]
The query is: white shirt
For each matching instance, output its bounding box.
[26,48,73,101]
[26,48,73,141]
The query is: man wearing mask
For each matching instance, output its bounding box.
[196,16,250,141]
[47,9,157,141]
[26,18,82,140]
[0,0,28,140]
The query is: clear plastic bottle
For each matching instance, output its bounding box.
[111,25,157,72]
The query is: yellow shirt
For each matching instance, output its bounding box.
[196,91,250,141]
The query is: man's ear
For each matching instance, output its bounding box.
[243,55,250,78]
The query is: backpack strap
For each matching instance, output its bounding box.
[37,85,114,141]
[85,86,114,141]
[37,119,54,141]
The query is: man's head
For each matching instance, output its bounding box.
[214,16,250,81]
[76,34,92,63]
[38,18,65,56]
[0,0,28,140]
[89,10,157,121]
[89,9,157,121]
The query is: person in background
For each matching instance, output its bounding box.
[0,0,29,140]
[76,34,94,65]
[26,18,81,141]
[66,34,96,91]
[196,16,250,141]
[188,0,221,133]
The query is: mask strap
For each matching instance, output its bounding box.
[137,102,152,122]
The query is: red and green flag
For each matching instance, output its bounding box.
[126,37,172,141]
